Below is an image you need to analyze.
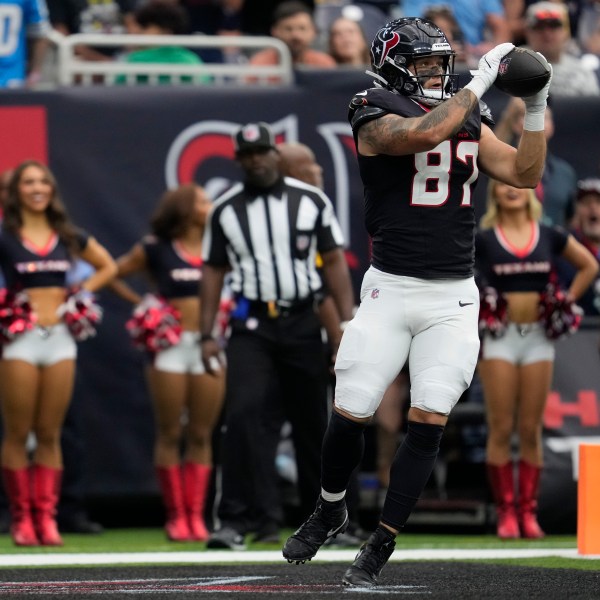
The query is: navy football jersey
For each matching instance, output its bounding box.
[348,88,482,279]
[142,235,202,299]
[0,227,89,289]
[475,223,569,292]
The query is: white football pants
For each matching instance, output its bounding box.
[335,266,480,418]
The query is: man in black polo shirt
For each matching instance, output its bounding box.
[200,122,354,549]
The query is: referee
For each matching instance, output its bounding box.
[201,122,355,550]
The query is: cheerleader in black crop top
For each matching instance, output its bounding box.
[112,184,224,543]
[475,180,598,541]
[0,161,117,548]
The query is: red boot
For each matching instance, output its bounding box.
[487,462,520,539]
[31,465,63,546]
[182,463,212,541]
[2,467,39,546]
[156,466,191,541]
[518,460,545,539]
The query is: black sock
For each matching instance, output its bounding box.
[381,421,445,531]
[373,524,396,543]
[321,410,366,494]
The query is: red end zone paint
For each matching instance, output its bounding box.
[0,577,425,594]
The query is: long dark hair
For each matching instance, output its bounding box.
[150,184,198,240]
[3,160,82,257]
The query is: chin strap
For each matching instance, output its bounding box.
[408,90,450,107]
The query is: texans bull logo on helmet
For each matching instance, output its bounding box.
[372,29,401,69]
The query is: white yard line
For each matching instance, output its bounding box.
[0,548,597,567]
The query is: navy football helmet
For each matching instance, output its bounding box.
[369,17,457,105]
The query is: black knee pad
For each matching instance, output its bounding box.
[402,421,445,459]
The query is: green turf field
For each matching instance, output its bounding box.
[1,529,598,571]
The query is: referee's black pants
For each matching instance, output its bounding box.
[216,306,328,534]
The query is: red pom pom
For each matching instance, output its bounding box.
[57,288,103,341]
[478,286,508,338]
[538,280,583,340]
[126,295,182,353]
[0,289,37,343]
[216,296,234,340]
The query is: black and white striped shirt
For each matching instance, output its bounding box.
[202,177,345,303]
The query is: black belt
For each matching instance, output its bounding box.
[246,297,315,318]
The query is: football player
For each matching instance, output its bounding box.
[283,17,552,587]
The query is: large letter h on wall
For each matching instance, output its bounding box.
[544,391,600,429]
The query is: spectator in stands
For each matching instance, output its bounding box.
[578,0,600,53]
[399,0,511,65]
[116,1,211,85]
[210,0,245,64]
[327,16,370,67]
[558,178,600,316]
[0,0,51,88]
[524,1,600,96]
[240,0,315,36]
[179,0,228,36]
[475,180,598,539]
[47,0,136,62]
[422,5,469,65]
[0,161,117,546]
[249,1,336,68]
[576,0,600,75]
[503,0,527,46]
[494,97,578,228]
[112,184,225,542]
[175,0,235,62]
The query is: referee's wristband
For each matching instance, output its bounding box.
[200,333,214,342]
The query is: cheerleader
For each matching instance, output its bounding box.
[475,180,598,539]
[0,161,117,546]
[113,184,225,542]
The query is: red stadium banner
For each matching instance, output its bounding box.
[0,106,48,171]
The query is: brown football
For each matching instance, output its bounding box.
[493,48,551,97]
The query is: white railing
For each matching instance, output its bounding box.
[48,30,293,86]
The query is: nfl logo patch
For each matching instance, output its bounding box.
[371,288,379,299]
[242,124,261,142]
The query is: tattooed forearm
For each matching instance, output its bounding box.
[359,89,478,154]
[416,89,477,137]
